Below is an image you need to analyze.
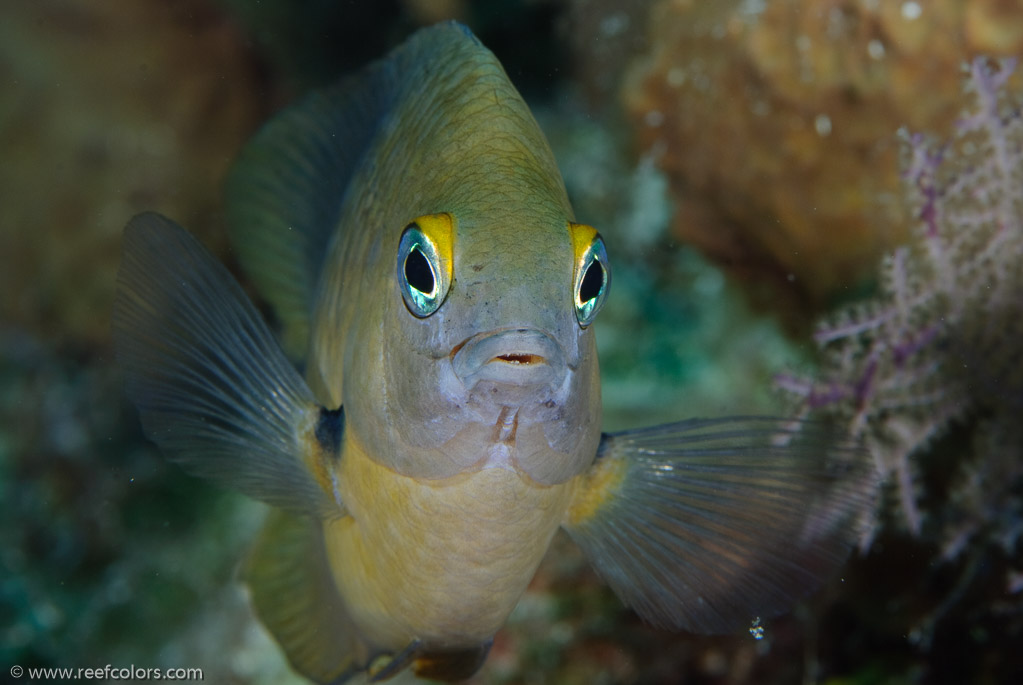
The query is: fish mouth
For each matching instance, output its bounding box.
[451,328,567,390]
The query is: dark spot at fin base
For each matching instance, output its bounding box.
[315,406,344,458]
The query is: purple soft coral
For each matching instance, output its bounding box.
[778,58,1023,568]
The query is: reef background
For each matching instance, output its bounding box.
[2,1,1021,683]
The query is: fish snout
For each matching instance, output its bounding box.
[452,328,567,390]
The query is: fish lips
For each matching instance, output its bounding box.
[451,328,568,394]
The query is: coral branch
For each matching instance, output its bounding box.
[779,58,1023,564]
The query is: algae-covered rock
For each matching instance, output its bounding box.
[0,0,262,347]
[623,0,1023,307]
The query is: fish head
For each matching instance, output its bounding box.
[364,207,610,485]
[323,31,610,486]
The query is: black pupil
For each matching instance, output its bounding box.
[579,259,604,304]
[404,246,435,295]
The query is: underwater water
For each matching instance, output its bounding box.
[2,0,1022,683]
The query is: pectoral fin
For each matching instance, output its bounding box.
[563,417,875,634]
[112,213,343,518]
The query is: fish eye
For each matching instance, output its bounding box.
[570,226,610,327]
[579,259,605,304]
[396,215,454,317]
[404,245,436,297]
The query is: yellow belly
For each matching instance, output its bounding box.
[323,433,574,651]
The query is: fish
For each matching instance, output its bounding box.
[112,21,874,684]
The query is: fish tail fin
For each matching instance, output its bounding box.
[563,417,876,634]
[112,212,342,518]
[245,510,362,685]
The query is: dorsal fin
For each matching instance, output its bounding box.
[224,21,480,362]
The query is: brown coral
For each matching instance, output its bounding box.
[624,0,1023,308]
[0,0,263,347]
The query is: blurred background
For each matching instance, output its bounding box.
[2,0,1022,683]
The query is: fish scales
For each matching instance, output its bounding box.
[329,433,573,650]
